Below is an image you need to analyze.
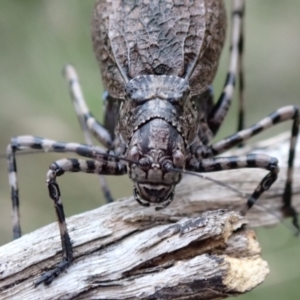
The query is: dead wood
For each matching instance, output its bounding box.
[0,132,299,299]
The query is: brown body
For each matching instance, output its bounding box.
[92,0,227,205]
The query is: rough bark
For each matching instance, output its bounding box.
[0,132,299,299]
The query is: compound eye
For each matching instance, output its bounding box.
[173,150,185,168]
[161,160,173,172]
[128,146,139,162]
[139,157,151,171]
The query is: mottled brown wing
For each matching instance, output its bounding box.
[92,0,226,98]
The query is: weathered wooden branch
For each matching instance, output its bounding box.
[0,132,299,299]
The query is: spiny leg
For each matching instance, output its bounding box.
[64,65,114,203]
[35,158,126,286]
[208,0,245,136]
[7,136,111,239]
[199,105,299,230]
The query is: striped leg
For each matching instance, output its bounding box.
[202,106,299,230]
[7,136,112,239]
[188,153,280,220]
[64,65,113,148]
[35,158,126,286]
[237,4,245,135]
[64,65,114,203]
[208,0,245,136]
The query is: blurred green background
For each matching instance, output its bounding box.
[0,1,300,298]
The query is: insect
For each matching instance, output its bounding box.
[4,0,299,287]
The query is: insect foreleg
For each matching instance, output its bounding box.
[34,178,72,287]
[187,153,297,227]
[7,136,112,239]
[208,0,245,135]
[34,157,126,286]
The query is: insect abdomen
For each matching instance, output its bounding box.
[92,0,226,98]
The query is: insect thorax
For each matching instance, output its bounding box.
[118,75,199,146]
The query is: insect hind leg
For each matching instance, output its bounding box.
[237,2,245,136]
[63,65,113,148]
[282,108,300,232]
[208,0,245,138]
[64,65,114,203]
